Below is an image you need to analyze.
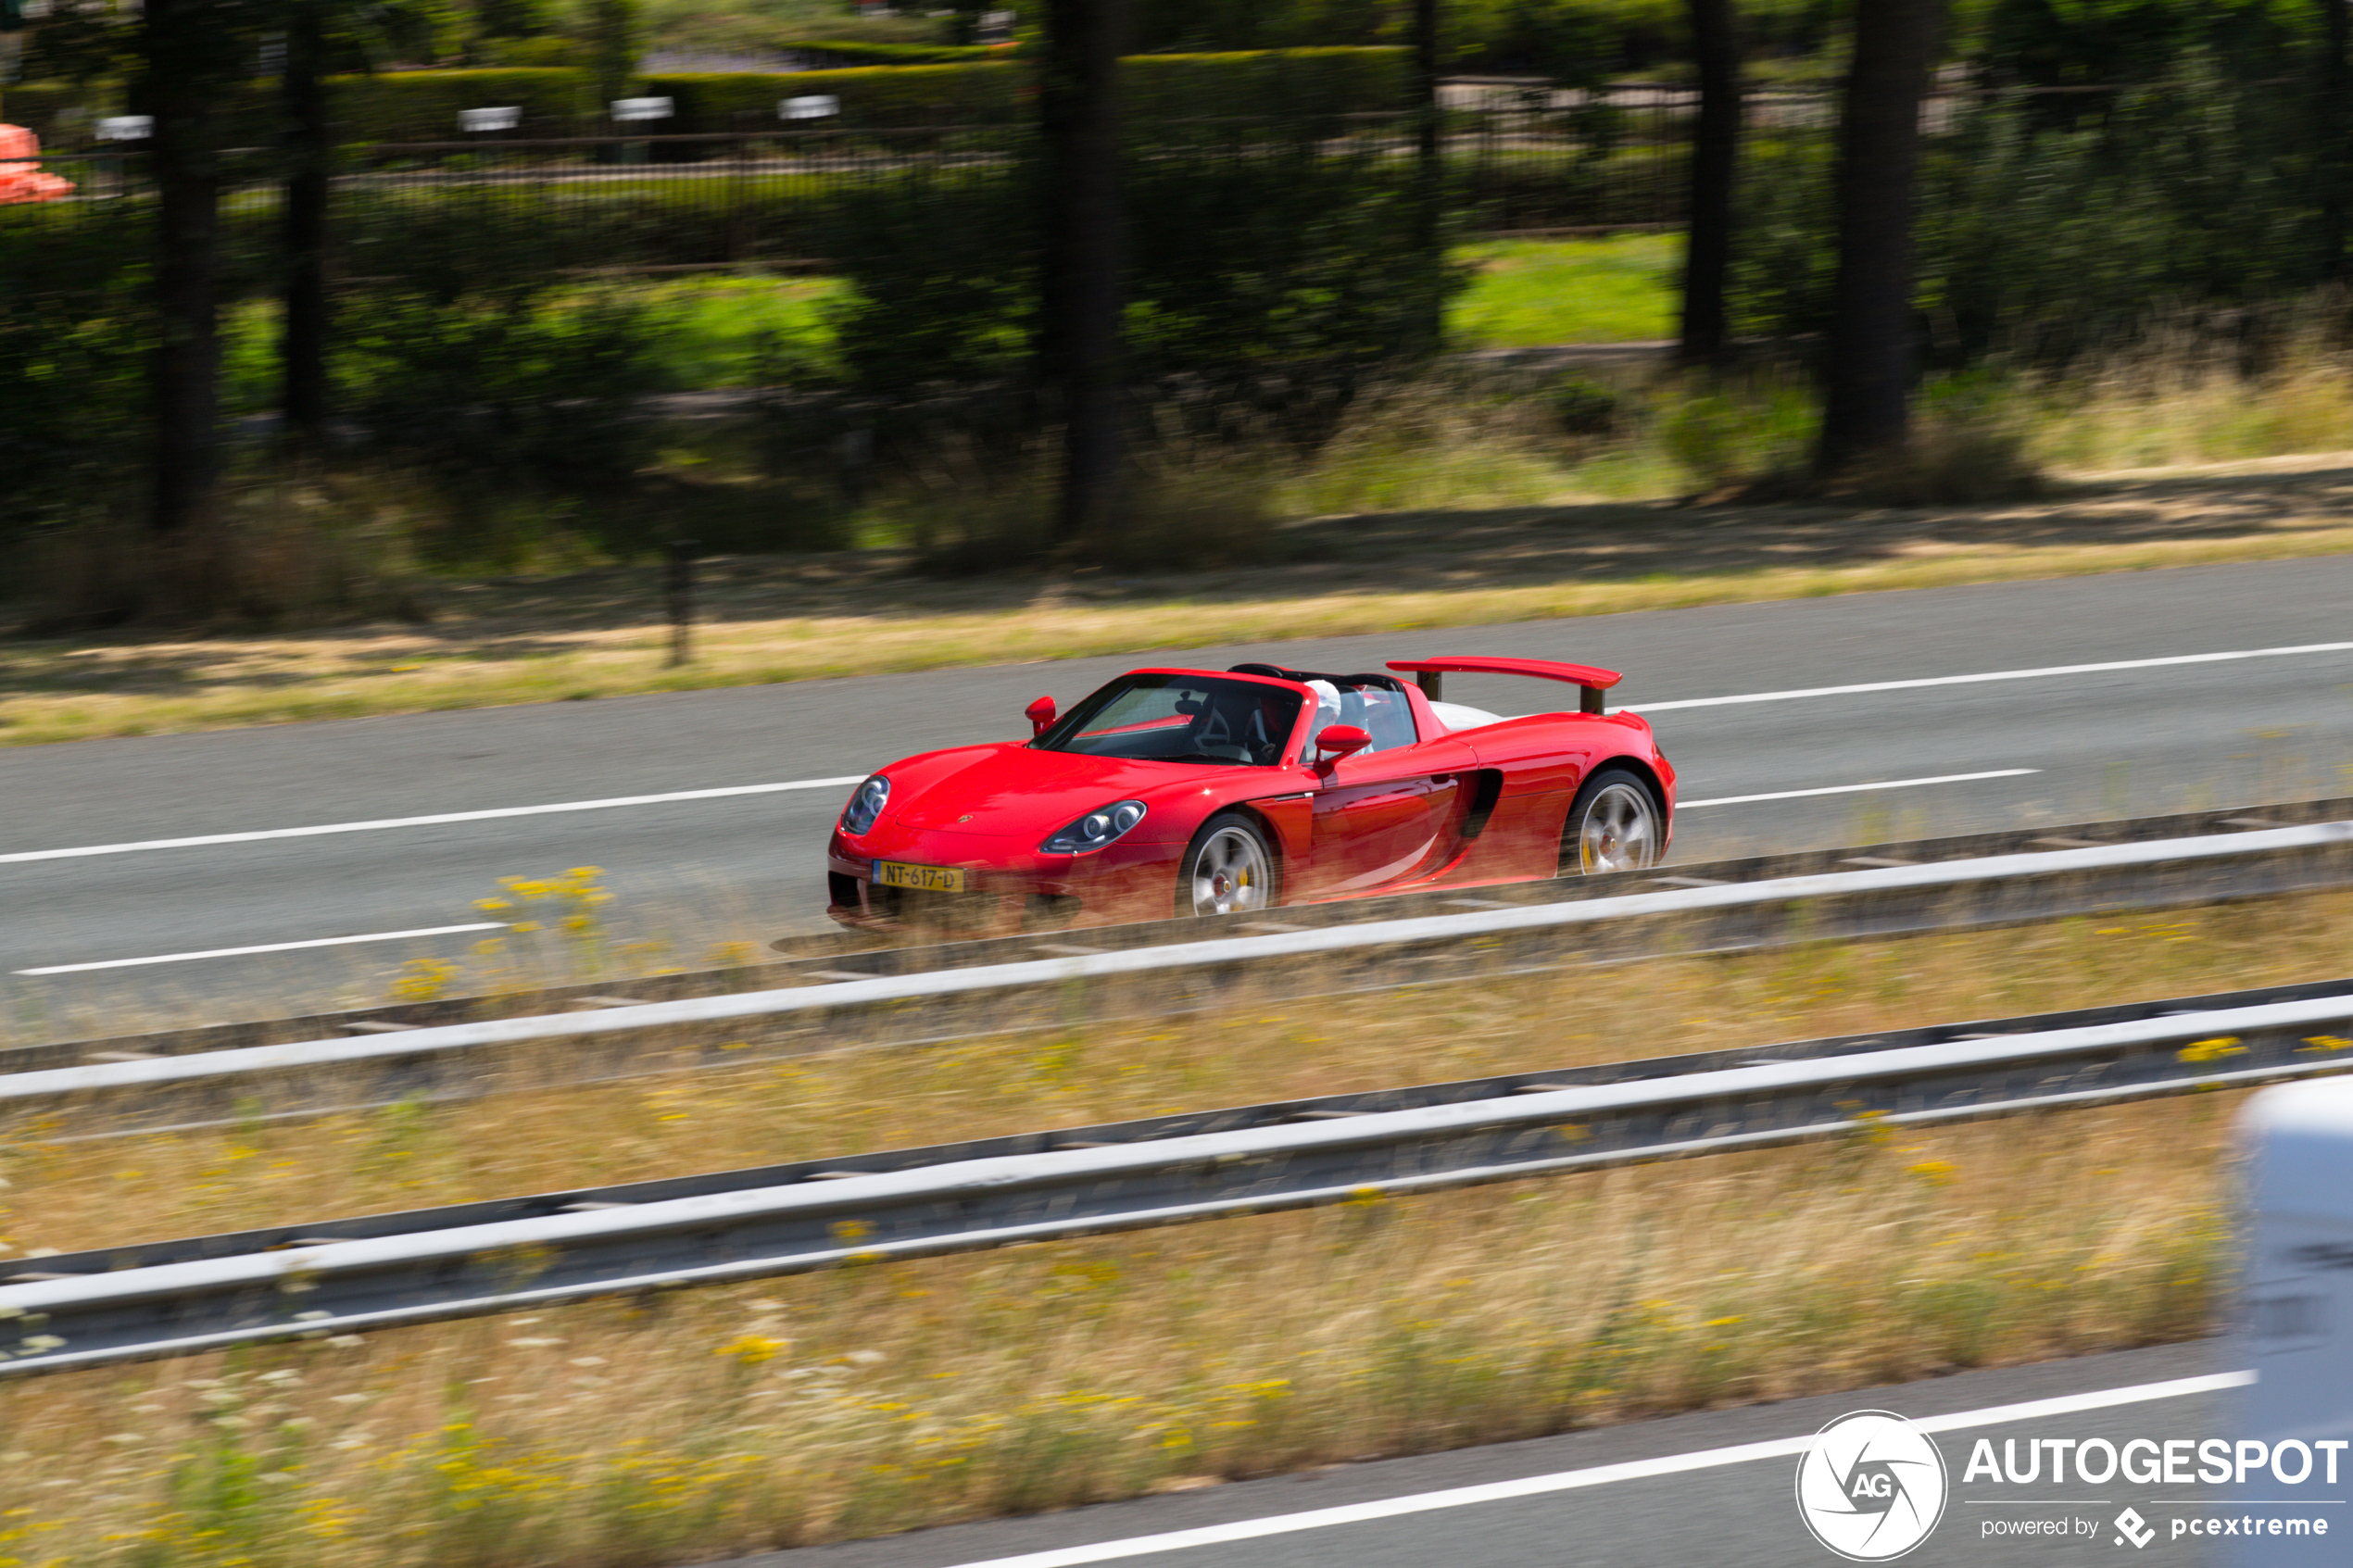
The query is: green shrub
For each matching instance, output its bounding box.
[331,178,847,277]
[1125,137,1453,379]
[337,284,671,551]
[1547,374,1622,435]
[824,166,1036,390]
[0,205,150,533]
[1456,142,1688,228]
[818,125,1456,410]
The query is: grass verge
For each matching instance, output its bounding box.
[2,891,2347,1563]
[9,452,2353,747]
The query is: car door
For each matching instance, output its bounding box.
[1302,734,1481,898]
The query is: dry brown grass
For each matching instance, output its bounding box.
[0,892,2347,1564]
[0,1107,2229,1568]
[8,452,2353,748]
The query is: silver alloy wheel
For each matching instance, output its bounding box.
[1575,780,1660,874]
[1189,824,1273,916]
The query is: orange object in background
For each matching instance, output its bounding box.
[0,123,75,204]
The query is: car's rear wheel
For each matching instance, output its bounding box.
[1560,768,1662,875]
[1180,813,1277,917]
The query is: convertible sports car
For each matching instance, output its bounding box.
[825,656,1676,934]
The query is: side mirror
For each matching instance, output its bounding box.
[1313,723,1371,768]
[1026,696,1057,738]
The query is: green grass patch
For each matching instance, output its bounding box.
[631,274,849,387]
[1447,232,1682,348]
[221,274,851,414]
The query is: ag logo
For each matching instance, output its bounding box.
[1794,1410,1949,1561]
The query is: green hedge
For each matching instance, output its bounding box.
[643,65,1024,132]
[647,48,1406,133]
[304,47,1404,141]
[472,36,591,69]
[1122,47,1409,121]
[327,69,587,143]
[774,39,1006,67]
[165,69,596,145]
[5,46,1409,150]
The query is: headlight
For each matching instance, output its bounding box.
[839,775,890,835]
[1041,799,1147,855]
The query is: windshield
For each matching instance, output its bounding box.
[1035,674,1303,767]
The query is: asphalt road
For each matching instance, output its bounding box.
[704,1341,2304,1568]
[5,557,2352,1023]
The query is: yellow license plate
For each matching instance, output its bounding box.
[874,860,965,893]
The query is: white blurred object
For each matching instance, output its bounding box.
[978,8,1016,44]
[95,115,154,142]
[1428,700,1504,733]
[609,96,673,122]
[1302,680,1341,751]
[459,106,520,133]
[778,94,839,120]
[2231,1076,2353,1566]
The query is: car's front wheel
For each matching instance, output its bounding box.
[1560,767,1662,875]
[1179,812,1277,917]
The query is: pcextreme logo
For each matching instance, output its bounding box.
[1795,1410,1951,1561]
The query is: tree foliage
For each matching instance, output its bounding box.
[1731,49,2321,367]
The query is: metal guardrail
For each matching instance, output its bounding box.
[19,796,2353,1077]
[5,815,2350,1136]
[6,982,2351,1376]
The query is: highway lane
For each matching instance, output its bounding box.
[700,1343,2277,1568]
[4,557,2351,1021]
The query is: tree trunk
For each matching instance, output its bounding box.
[2321,0,2350,282]
[1678,0,1740,364]
[1413,0,1442,350]
[591,0,640,116]
[281,0,330,445]
[1038,0,1125,547]
[1812,0,1944,477]
[145,0,221,539]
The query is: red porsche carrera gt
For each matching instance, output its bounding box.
[825,656,1677,934]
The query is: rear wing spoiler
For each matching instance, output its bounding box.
[1386,657,1622,716]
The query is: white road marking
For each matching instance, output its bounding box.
[8,640,2345,871]
[15,923,506,975]
[1679,768,2041,809]
[936,1371,2255,1568]
[1616,640,2353,715]
[0,778,868,866]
